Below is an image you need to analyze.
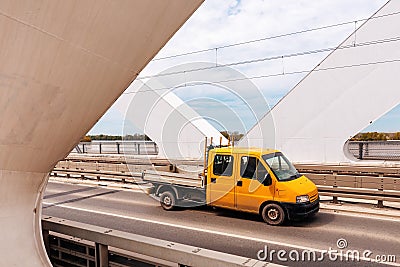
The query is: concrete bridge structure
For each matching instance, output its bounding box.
[0,1,203,265]
[2,0,400,265]
[128,0,400,164]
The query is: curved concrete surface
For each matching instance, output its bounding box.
[240,0,400,164]
[0,1,202,265]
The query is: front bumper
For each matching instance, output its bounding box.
[281,198,319,220]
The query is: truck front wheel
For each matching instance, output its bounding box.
[261,203,286,225]
[160,191,176,211]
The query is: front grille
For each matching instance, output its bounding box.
[309,190,319,203]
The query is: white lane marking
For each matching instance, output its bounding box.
[320,206,400,223]
[43,197,155,208]
[49,181,400,219]
[48,180,145,192]
[42,201,399,266]
[48,181,400,222]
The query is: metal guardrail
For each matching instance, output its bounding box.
[348,140,400,160]
[72,140,400,161]
[42,217,278,267]
[294,163,400,175]
[51,158,400,207]
[53,158,150,183]
[75,141,159,155]
[295,164,400,207]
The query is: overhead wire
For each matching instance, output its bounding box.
[120,9,400,95]
[150,10,400,62]
[136,35,400,80]
[123,58,400,95]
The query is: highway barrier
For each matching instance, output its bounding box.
[42,217,279,267]
[296,164,400,207]
[51,157,400,208]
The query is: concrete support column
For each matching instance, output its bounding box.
[0,1,203,265]
[0,171,51,266]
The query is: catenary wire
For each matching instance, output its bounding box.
[151,10,400,61]
[134,35,400,81]
[123,58,400,95]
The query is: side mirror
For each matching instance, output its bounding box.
[263,173,272,186]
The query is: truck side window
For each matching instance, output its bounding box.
[241,156,257,178]
[213,154,233,176]
[256,160,268,183]
[241,156,268,182]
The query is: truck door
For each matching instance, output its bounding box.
[207,153,235,209]
[235,155,275,212]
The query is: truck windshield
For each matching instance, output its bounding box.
[262,152,301,181]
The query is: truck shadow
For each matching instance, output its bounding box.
[187,205,334,227]
[287,212,335,228]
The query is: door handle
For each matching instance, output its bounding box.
[211,178,216,183]
[237,180,243,187]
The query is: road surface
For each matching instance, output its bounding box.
[43,181,400,266]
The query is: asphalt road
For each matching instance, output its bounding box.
[42,181,400,267]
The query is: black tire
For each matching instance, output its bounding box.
[160,191,176,211]
[261,203,286,225]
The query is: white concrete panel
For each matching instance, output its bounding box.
[123,62,271,160]
[0,0,203,265]
[125,85,228,160]
[240,0,400,164]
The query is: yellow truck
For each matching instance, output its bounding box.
[143,147,319,225]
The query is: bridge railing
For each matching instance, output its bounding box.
[51,157,400,208]
[42,216,278,267]
[75,141,159,155]
[347,140,400,160]
[73,140,400,161]
[295,164,400,207]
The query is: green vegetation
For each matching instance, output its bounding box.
[351,132,400,141]
[80,136,92,142]
[124,134,152,141]
[80,134,152,142]
[82,131,400,142]
[392,132,400,140]
[89,134,122,141]
[220,131,244,142]
[81,132,245,143]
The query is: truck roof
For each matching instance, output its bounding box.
[210,146,279,155]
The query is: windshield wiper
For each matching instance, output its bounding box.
[287,173,301,181]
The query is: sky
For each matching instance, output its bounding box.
[88,0,399,136]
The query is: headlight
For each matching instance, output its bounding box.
[296,195,309,203]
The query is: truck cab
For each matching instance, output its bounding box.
[206,147,319,225]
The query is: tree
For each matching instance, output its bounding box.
[352,132,388,141]
[392,132,400,140]
[80,136,92,142]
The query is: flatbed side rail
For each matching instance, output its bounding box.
[143,170,203,188]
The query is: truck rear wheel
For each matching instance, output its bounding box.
[160,191,176,211]
[261,203,286,226]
